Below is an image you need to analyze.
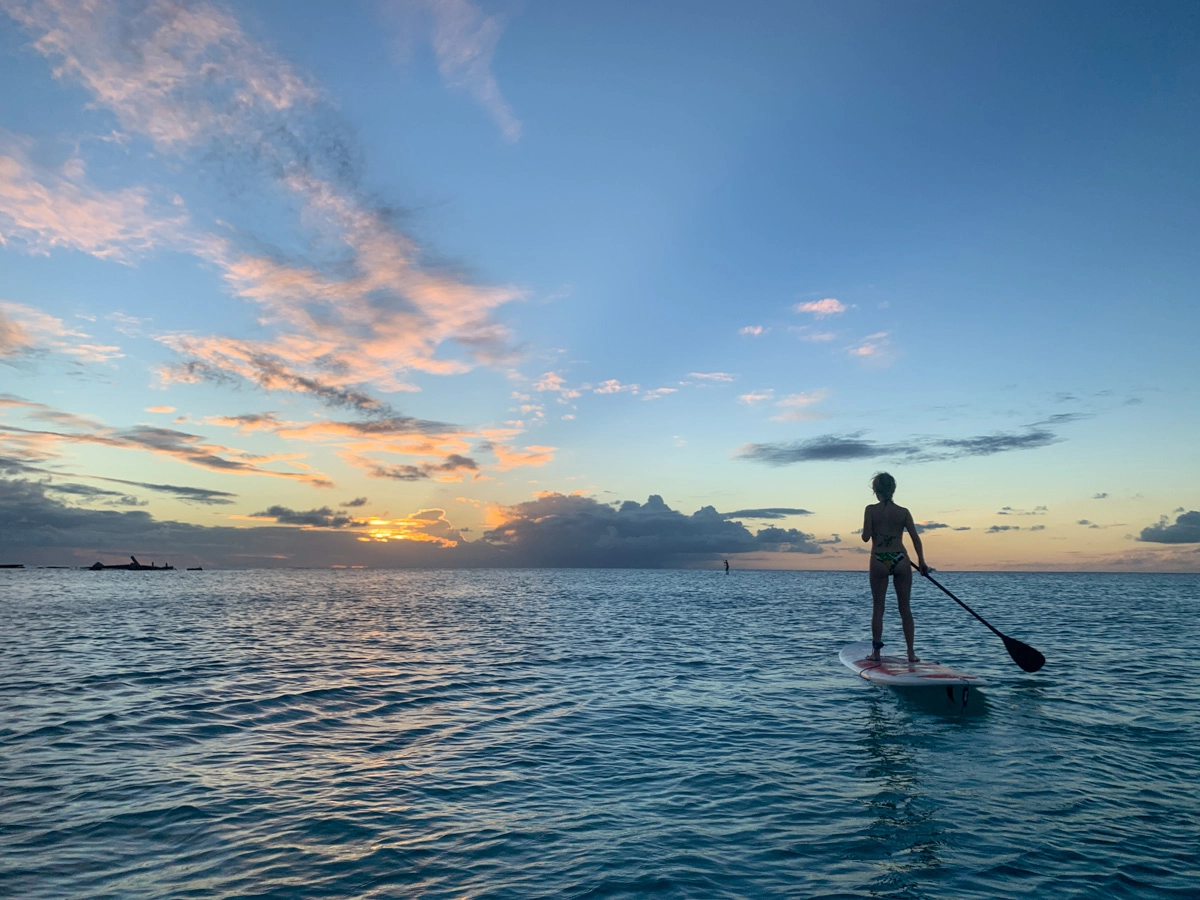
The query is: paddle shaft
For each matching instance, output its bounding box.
[915,568,1046,672]
[917,570,1006,638]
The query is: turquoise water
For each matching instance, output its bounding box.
[1,569,1197,899]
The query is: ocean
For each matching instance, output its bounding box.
[1,568,1197,899]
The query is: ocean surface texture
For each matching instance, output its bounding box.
[2,569,1197,899]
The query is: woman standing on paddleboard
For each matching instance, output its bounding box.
[862,472,928,663]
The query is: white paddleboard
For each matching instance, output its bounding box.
[839,641,985,687]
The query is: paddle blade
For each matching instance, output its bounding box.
[1002,634,1046,673]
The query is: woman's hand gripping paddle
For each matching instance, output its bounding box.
[917,569,1046,673]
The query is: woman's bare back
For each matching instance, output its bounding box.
[863,501,913,554]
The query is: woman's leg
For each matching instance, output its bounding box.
[869,559,889,659]
[894,559,917,662]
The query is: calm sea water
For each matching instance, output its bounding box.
[1,568,1197,899]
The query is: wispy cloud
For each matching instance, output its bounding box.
[770,389,830,422]
[415,0,521,142]
[721,507,812,519]
[848,331,890,361]
[791,327,836,342]
[998,505,1048,516]
[0,301,122,364]
[0,395,331,485]
[689,372,735,382]
[250,505,359,528]
[794,298,847,316]
[0,135,185,262]
[594,379,638,395]
[739,325,766,336]
[6,0,525,411]
[738,389,774,405]
[738,425,1065,466]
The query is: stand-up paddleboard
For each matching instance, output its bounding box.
[840,641,984,699]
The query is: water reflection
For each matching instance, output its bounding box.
[857,692,946,895]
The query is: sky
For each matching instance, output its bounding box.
[1,0,1198,571]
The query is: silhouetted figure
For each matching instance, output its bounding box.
[861,472,928,663]
[724,559,729,574]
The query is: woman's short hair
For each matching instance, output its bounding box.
[871,471,896,503]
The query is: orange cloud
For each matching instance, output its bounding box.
[0,301,122,364]
[10,1,525,409]
[0,396,331,486]
[358,507,462,547]
[488,443,556,470]
[0,138,184,263]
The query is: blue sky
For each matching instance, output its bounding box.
[1,0,1198,569]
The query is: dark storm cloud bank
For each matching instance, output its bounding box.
[482,494,822,567]
[738,427,1062,466]
[1,480,823,569]
[1139,511,1200,544]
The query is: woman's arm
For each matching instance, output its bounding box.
[904,511,928,574]
[862,506,873,543]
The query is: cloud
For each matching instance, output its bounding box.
[739,325,765,336]
[358,507,464,548]
[387,0,521,142]
[722,508,812,519]
[986,525,1020,533]
[4,0,318,148]
[915,522,950,533]
[341,496,369,508]
[848,331,890,361]
[739,390,774,405]
[689,372,735,382]
[7,0,524,409]
[1093,492,1109,499]
[43,481,147,507]
[0,136,184,262]
[0,478,482,566]
[770,389,830,422]
[483,493,823,567]
[360,453,479,481]
[997,505,1048,516]
[738,434,900,464]
[0,417,331,486]
[790,327,836,342]
[428,0,521,141]
[484,443,556,471]
[737,426,1065,466]
[1138,511,1200,544]
[0,480,833,569]
[533,372,581,400]
[794,298,847,316]
[78,474,237,505]
[594,379,638,395]
[0,301,123,365]
[250,505,357,528]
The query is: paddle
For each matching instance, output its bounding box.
[916,569,1046,673]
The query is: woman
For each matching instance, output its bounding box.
[861,472,928,663]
